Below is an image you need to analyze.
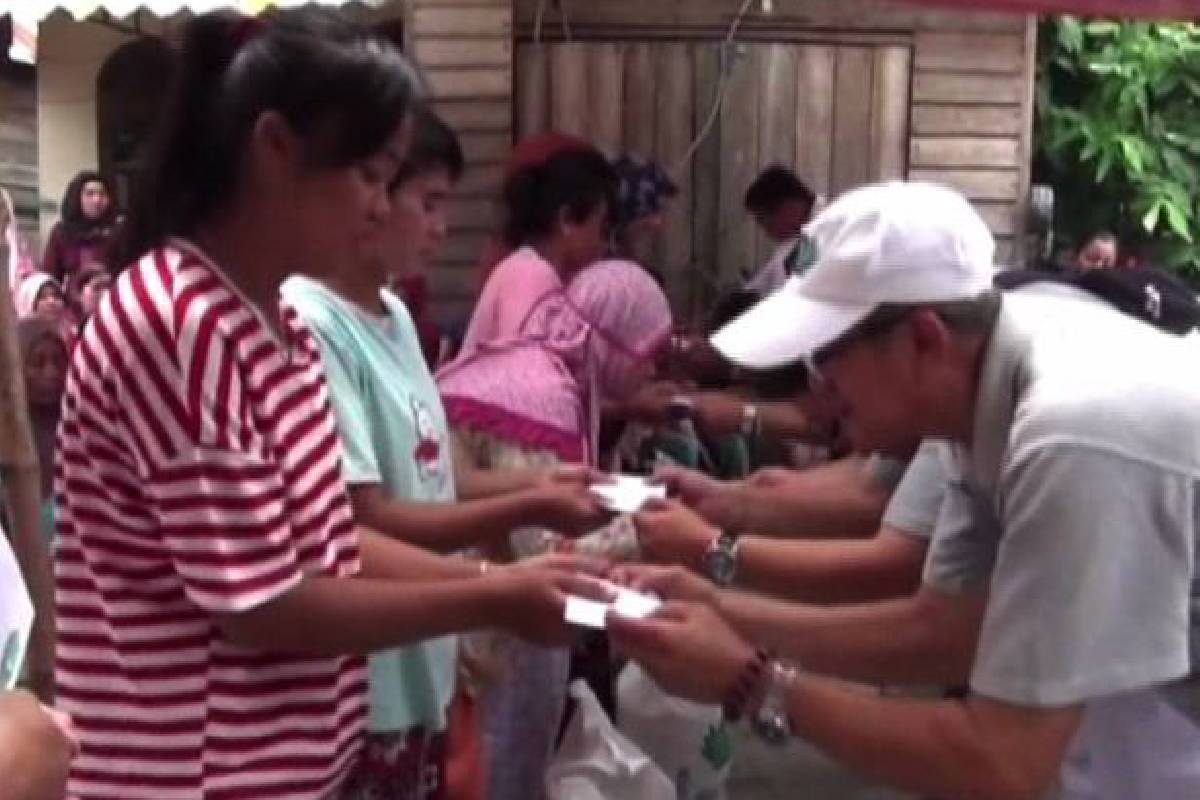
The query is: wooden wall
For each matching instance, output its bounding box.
[514,40,912,313]
[515,0,1036,268]
[0,65,39,244]
[408,0,514,323]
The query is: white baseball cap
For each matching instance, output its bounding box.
[712,181,996,369]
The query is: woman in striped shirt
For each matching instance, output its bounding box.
[56,9,605,800]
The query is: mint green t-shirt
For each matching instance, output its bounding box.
[282,276,457,735]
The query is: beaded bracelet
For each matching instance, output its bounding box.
[721,647,769,722]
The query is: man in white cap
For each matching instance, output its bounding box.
[610,181,1200,799]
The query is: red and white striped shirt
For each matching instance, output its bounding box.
[55,241,366,799]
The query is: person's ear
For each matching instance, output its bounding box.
[248,111,303,185]
[908,310,953,359]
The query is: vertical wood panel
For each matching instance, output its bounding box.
[588,43,625,156]
[654,43,694,311]
[717,44,760,286]
[516,44,548,138]
[757,43,798,264]
[831,47,874,196]
[691,43,723,318]
[550,42,589,137]
[795,46,835,200]
[871,45,910,181]
[623,43,657,156]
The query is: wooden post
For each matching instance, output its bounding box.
[0,263,55,702]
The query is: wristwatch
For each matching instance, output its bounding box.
[752,659,800,745]
[740,403,761,438]
[702,530,740,587]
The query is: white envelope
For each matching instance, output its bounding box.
[590,475,667,515]
[565,582,663,630]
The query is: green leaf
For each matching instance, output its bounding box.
[1164,201,1194,242]
[1058,17,1084,53]
[1144,200,1164,233]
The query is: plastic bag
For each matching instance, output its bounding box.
[545,679,675,800]
[616,664,734,800]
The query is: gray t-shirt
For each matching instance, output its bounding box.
[882,441,998,593]
[958,291,1200,797]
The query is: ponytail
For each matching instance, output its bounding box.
[111,8,420,271]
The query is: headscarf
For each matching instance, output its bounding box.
[59,170,117,241]
[17,317,68,498]
[438,259,672,464]
[610,154,678,235]
[15,273,58,318]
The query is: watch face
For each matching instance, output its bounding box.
[705,548,736,586]
[754,710,791,746]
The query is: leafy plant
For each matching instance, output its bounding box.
[1037,17,1200,277]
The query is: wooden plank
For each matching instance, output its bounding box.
[413,37,511,69]
[623,42,657,156]
[756,43,798,266]
[588,43,625,156]
[550,42,590,138]
[907,168,1019,201]
[424,66,511,100]
[974,201,1017,236]
[912,72,1023,105]
[445,198,498,232]
[993,236,1015,266]
[870,45,910,181]
[513,0,1026,34]
[413,8,511,37]
[691,43,723,317]
[458,132,513,165]
[717,43,761,287]
[831,46,874,196]
[515,44,548,138]
[909,136,1020,168]
[1015,16,1038,270]
[432,99,511,133]
[795,45,836,199]
[437,231,493,264]
[911,104,1023,136]
[914,32,1024,74]
[653,42,694,311]
[453,164,506,198]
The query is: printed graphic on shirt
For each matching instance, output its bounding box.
[412,396,447,489]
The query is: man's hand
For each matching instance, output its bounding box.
[652,465,747,530]
[633,499,720,568]
[609,563,718,606]
[688,391,752,437]
[608,601,757,706]
[745,466,799,489]
[619,380,689,425]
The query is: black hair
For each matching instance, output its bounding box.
[1084,230,1119,249]
[393,107,464,188]
[743,165,815,216]
[111,8,421,271]
[502,147,616,248]
[60,170,117,238]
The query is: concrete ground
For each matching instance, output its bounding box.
[729,727,910,800]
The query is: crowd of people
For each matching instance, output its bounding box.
[0,6,1197,800]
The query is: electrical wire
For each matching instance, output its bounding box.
[672,0,757,175]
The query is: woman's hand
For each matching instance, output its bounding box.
[490,554,613,646]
